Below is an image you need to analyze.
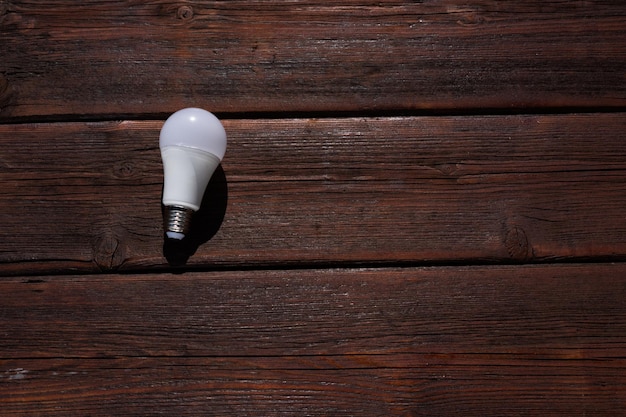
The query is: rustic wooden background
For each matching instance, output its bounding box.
[1,1,626,415]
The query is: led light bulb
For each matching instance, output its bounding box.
[160,108,227,240]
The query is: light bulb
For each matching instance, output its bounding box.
[160,108,227,240]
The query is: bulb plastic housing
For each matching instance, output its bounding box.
[160,108,227,239]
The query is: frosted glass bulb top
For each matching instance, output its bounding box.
[159,107,227,160]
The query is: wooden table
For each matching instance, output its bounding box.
[1,1,625,415]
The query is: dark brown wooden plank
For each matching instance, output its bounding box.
[1,355,624,416]
[1,114,626,275]
[1,264,625,357]
[1,264,625,415]
[1,0,625,120]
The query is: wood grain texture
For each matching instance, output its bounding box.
[1,0,625,120]
[1,264,625,415]
[3,0,625,414]
[1,356,624,416]
[1,113,625,275]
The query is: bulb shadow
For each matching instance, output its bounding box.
[162,165,228,267]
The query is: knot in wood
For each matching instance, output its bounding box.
[176,5,194,20]
[457,13,485,25]
[504,225,532,262]
[436,163,458,176]
[113,160,137,179]
[0,73,9,96]
[93,233,125,271]
[0,73,12,113]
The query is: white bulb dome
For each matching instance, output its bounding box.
[159,107,226,160]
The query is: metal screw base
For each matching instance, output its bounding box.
[164,205,194,238]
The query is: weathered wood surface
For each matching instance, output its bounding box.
[1,113,625,275]
[2,1,625,415]
[2,356,624,416]
[1,264,625,415]
[1,0,625,120]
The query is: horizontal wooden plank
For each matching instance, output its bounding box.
[1,0,625,120]
[1,114,626,275]
[1,355,624,416]
[1,263,625,414]
[1,264,625,358]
